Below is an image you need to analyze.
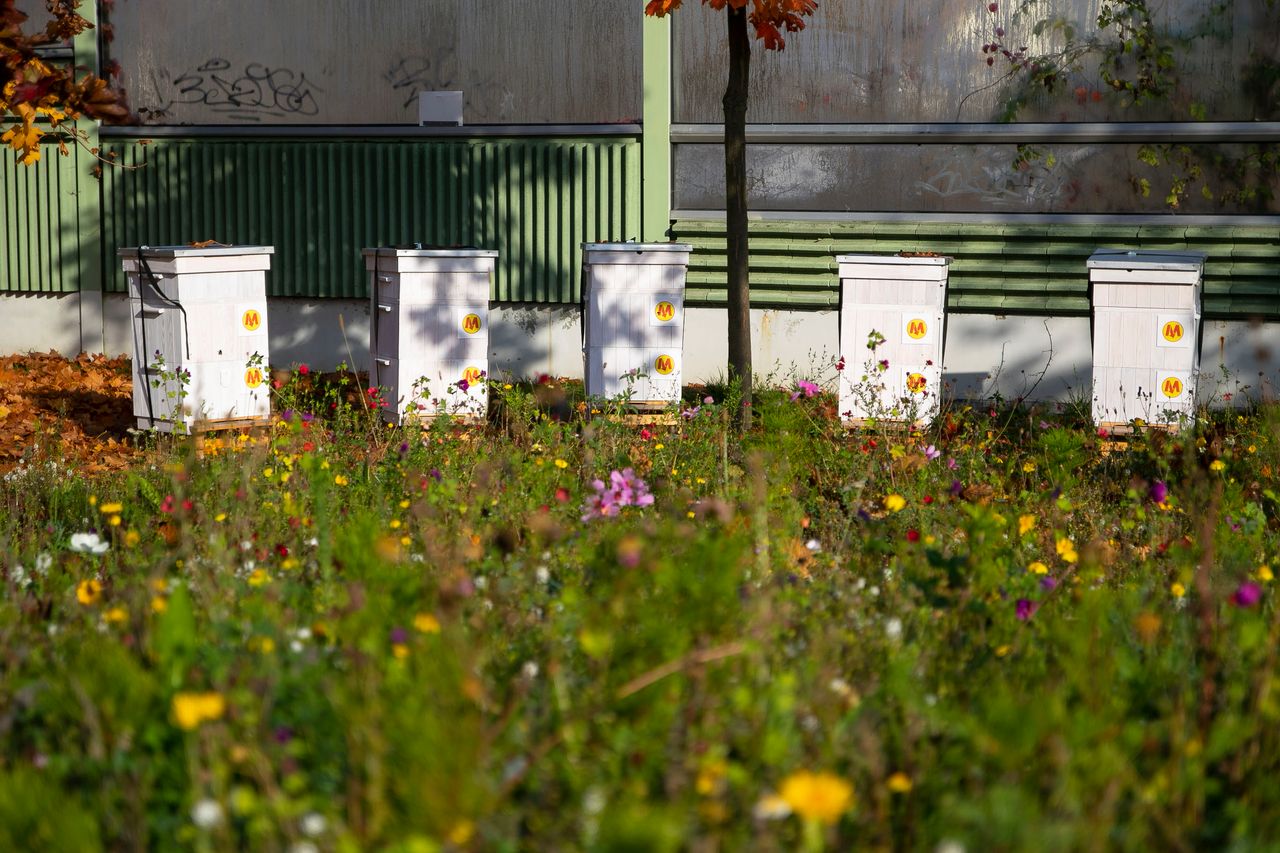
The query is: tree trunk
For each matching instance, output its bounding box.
[724,5,752,430]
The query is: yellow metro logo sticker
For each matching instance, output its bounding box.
[461,366,484,386]
[1161,376,1184,398]
[654,301,676,322]
[906,319,928,340]
[906,373,927,393]
[241,309,262,332]
[654,354,675,375]
[461,313,482,335]
[1161,320,1184,343]
[244,367,264,389]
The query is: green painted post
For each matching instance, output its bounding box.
[71,1,104,353]
[642,12,672,243]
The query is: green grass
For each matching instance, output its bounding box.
[2,372,1280,851]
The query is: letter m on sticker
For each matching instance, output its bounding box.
[906,319,927,339]
[242,309,261,331]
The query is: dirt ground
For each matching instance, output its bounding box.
[0,351,143,474]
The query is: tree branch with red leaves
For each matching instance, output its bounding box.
[1,0,131,164]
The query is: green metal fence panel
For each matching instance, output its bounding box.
[0,141,86,293]
[98,136,642,301]
[671,219,1280,319]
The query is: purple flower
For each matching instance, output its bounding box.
[923,444,941,461]
[950,479,964,497]
[1016,598,1037,620]
[790,379,821,401]
[1040,576,1058,591]
[1149,480,1168,504]
[946,457,958,470]
[390,626,409,645]
[281,410,294,422]
[682,406,700,420]
[1232,582,1263,608]
[582,468,654,521]
[703,395,715,404]
[456,378,470,392]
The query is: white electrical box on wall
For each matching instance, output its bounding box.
[364,247,497,423]
[120,245,273,433]
[581,243,692,406]
[1088,249,1206,429]
[418,91,464,126]
[837,254,950,422]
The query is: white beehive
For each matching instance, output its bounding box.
[120,245,273,433]
[1089,249,1206,428]
[365,247,497,423]
[837,254,950,422]
[582,242,692,406]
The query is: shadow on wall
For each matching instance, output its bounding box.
[941,314,1094,405]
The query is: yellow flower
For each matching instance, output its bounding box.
[391,643,410,660]
[884,494,906,513]
[76,579,103,606]
[172,691,226,731]
[108,515,122,527]
[124,529,140,547]
[399,499,411,509]
[1056,537,1079,564]
[263,467,274,479]
[413,613,442,634]
[333,474,349,486]
[1209,459,1226,472]
[554,458,569,469]
[98,502,123,514]
[104,606,128,625]
[248,568,269,587]
[1018,515,1036,536]
[1028,561,1049,575]
[778,770,855,825]
[654,443,665,450]
[1022,461,1037,473]
[151,596,168,614]
[1259,565,1274,583]
[1171,582,1186,598]
[447,821,475,846]
[886,772,913,794]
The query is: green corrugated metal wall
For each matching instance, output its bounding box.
[97,136,642,301]
[0,140,88,293]
[672,219,1280,319]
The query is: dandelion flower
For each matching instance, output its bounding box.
[886,772,913,794]
[1209,459,1226,472]
[1028,561,1049,575]
[1170,582,1186,598]
[1018,515,1036,536]
[1056,537,1079,564]
[413,613,441,634]
[76,578,103,605]
[98,502,123,514]
[778,770,855,825]
[884,494,906,513]
[172,691,226,730]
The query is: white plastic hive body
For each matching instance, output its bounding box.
[1088,250,1205,428]
[836,255,950,422]
[364,248,497,423]
[582,243,692,405]
[121,246,273,433]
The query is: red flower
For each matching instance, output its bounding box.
[906,529,921,542]
[302,441,315,452]
[276,544,290,558]
[922,495,934,505]
[298,364,310,375]
[555,487,571,503]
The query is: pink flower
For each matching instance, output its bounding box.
[1016,598,1037,620]
[1232,582,1263,608]
[790,380,821,401]
[582,468,654,521]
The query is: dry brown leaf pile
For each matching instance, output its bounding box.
[0,351,143,474]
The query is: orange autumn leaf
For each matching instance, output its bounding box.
[645,0,818,51]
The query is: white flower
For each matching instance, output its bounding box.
[535,566,551,585]
[35,553,52,574]
[290,843,319,853]
[885,617,903,641]
[753,793,793,820]
[191,798,224,829]
[10,565,27,586]
[805,538,822,552]
[299,812,327,837]
[521,661,540,680]
[69,532,109,554]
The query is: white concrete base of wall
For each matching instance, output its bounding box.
[4,292,1279,406]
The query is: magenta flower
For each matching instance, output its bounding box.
[582,468,654,521]
[1149,481,1168,504]
[922,444,941,461]
[1232,582,1263,608]
[1016,598,1037,620]
[790,379,821,401]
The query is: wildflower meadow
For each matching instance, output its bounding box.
[3,359,1280,851]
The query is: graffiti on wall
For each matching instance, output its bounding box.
[155,59,323,122]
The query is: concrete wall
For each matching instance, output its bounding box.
[4,292,1279,406]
